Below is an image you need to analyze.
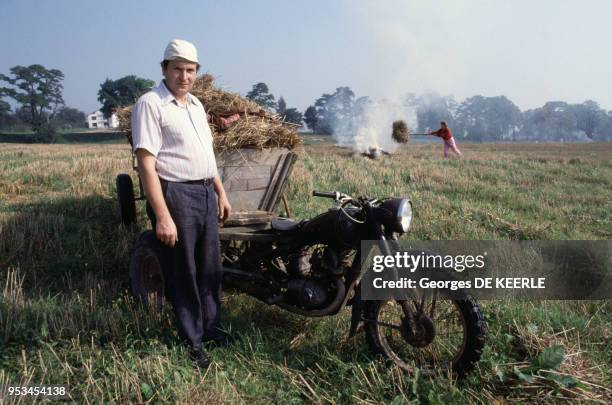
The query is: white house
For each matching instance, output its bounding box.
[87,110,119,129]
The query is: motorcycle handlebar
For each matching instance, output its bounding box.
[312,190,339,199]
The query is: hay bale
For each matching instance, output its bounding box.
[116,74,300,151]
[392,120,409,143]
[116,105,134,145]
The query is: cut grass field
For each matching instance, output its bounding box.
[0,141,610,404]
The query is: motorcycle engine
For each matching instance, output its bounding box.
[287,279,328,308]
[287,246,342,276]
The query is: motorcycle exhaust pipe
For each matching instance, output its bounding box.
[223,267,346,316]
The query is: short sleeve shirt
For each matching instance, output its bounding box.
[131,80,218,182]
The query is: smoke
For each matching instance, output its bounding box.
[332,98,417,153]
[330,1,461,152]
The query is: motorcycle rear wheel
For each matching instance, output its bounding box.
[365,293,485,376]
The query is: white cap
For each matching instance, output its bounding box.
[163,39,199,64]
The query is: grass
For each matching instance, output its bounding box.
[0,142,611,404]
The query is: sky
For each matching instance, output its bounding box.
[1,0,611,114]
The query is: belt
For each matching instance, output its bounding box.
[160,178,214,186]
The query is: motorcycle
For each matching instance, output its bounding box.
[218,190,486,375]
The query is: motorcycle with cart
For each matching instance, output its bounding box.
[118,148,485,375]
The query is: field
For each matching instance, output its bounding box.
[0,141,611,404]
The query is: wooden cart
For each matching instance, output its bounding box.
[116,148,298,303]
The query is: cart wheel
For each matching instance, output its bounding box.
[129,230,165,309]
[116,173,136,225]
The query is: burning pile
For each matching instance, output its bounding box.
[361,147,392,159]
[358,120,411,159]
[116,74,301,151]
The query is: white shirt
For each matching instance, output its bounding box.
[131,80,218,182]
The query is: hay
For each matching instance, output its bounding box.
[116,74,300,151]
[116,106,134,146]
[392,120,409,143]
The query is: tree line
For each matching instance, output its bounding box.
[302,88,612,142]
[243,82,612,142]
[2,64,611,142]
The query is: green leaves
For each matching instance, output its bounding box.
[512,366,534,383]
[527,344,565,373]
[0,64,65,130]
[140,382,153,399]
[97,75,155,118]
[246,82,277,111]
[510,344,582,389]
[545,373,580,389]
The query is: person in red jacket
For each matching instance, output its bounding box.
[429,121,462,158]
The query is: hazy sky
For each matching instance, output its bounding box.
[1,0,611,114]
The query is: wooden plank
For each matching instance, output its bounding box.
[260,153,296,211]
[248,177,270,190]
[216,148,295,213]
[259,155,284,211]
[216,148,288,167]
[225,190,267,210]
[223,210,273,226]
[218,226,275,242]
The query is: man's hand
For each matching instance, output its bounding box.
[136,149,177,247]
[218,193,232,221]
[156,214,178,247]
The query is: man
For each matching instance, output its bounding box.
[429,121,462,158]
[131,39,232,369]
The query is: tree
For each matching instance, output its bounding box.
[304,106,318,132]
[0,99,10,119]
[0,64,64,130]
[246,82,276,110]
[454,95,522,141]
[53,106,86,129]
[275,96,302,126]
[97,75,154,118]
[283,108,303,126]
[595,111,612,141]
[311,86,356,135]
[572,100,604,139]
[0,100,19,130]
[522,102,578,141]
[276,96,287,116]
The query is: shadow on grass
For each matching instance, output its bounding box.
[218,293,376,369]
[0,131,127,144]
[0,193,181,353]
[2,193,141,293]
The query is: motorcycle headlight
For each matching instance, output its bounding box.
[381,198,413,233]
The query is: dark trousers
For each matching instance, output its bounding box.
[148,179,223,349]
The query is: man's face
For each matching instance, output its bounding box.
[162,60,198,99]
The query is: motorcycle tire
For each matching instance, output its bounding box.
[116,173,136,225]
[365,292,485,376]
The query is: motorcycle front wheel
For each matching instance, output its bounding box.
[364,292,485,376]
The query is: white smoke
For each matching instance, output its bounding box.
[332,99,417,153]
[325,0,464,152]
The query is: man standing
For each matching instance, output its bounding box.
[131,39,231,369]
[429,121,462,158]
